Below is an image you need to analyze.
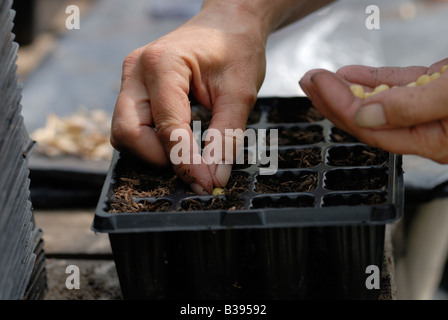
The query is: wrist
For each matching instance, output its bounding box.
[200,0,335,36]
[199,0,273,42]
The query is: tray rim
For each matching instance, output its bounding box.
[92,97,404,233]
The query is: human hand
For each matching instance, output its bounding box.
[299,58,448,163]
[110,3,268,194]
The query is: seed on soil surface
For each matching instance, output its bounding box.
[212,187,225,196]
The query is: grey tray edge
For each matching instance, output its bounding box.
[92,152,404,234]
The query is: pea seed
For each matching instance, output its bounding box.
[364,91,375,99]
[350,85,365,99]
[373,84,390,93]
[212,188,225,196]
[430,72,441,80]
[416,74,431,86]
[442,65,448,74]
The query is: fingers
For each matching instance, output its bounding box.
[336,57,448,88]
[203,88,257,188]
[111,11,268,193]
[146,70,214,195]
[427,58,448,74]
[336,65,428,88]
[111,54,169,168]
[111,48,214,194]
[299,69,358,135]
[300,69,448,163]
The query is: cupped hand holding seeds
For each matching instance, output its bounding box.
[299,59,448,163]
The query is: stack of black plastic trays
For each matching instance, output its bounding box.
[0,0,47,300]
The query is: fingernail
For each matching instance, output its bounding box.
[215,164,232,187]
[190,183,209,195]
[355,103,387,128]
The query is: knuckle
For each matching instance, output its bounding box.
[123,49,141,68]
[408,123,446,157]
[237,87,258,110]
[109,135,125,153]
[140,42,169,71]
[122,42,171,79]
[109,132,123,151]
[120,49,143,86]
[434,120,448,151]
[122,49,141,75]
[156,121,186,144]
[110,121,139,150]
[389,98,417,127]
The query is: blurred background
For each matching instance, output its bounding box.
[10,0,448,299]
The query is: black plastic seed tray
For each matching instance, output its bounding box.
[93,97,403,233]
[92,96,404,300]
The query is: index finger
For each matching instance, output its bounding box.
[147,71,214,195]
[336,65,428,88]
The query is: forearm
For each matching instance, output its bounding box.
[201,0,336,40]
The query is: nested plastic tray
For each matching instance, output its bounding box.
[92,97,404,234]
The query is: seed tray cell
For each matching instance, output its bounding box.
[267,125,325,146]
[272,147,322,169]
[322,192,387,207]
[267,98,325,123]
[330,127,360,143]
[324,168,389,191]
[251,194,316,209]
[326,145,389,167]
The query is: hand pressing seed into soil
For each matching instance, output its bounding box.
[110,0,335,195]
[299,58,448,163]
